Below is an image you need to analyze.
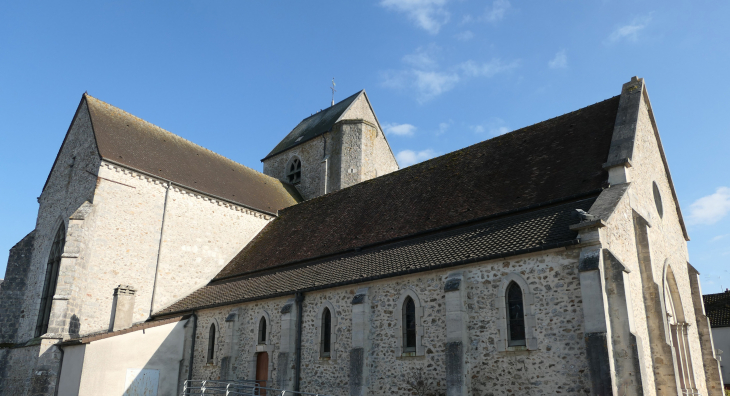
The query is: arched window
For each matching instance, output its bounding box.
[35,224,66,337]
[207,324,216,363]
[258,316,267,345]
[403,296,417,353]
[286,157,302,184]
[321,307,332,358]
[506,282,526,346]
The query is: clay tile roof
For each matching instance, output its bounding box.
[156,196,595,316]
[212,95,621,281]
[262,91,363,160]
[704,291,730,328]
[83,95,301,214]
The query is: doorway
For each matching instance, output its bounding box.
[256,352,269,395]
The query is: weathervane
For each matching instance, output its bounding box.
[330,78,336,106]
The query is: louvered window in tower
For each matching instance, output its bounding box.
[287,157,301,184]
[35,224,66,337]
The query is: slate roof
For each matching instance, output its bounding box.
[214,95,620,281]
[157,196,595,316]
[704,291,730,328]
[262,91,363,160]
[45,94,302,215]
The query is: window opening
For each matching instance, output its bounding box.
[321,307,332,357]
[207,324,216,363]
[507,282,526,346]
[258,317,267,344]
[287,158,302,184]
[35,224,66,337]
[403,296,417,352]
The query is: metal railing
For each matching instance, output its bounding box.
[182,380,332,396]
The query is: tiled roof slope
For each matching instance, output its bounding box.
[263,91,362,160]
[704,291,730,328]
[214,95,620,280]
[157,196,595,315]
[84,95,301,214]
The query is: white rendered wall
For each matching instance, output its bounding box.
[76,320,187,396]
[711,327,730,385]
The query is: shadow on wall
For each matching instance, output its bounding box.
[60,318,191,396]
[69,315,80,339]
[120,322,190,396]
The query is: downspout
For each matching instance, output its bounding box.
[187,313,198,383]
[150,180,172,316]
[294,292,305,392]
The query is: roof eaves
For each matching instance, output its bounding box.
[154,238,581,318]
[213,189,602,283]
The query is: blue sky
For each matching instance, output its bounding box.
[1,1,728,292]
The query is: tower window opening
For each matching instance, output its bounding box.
[287,158,301,184]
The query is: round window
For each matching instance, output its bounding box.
[653,182,663,218]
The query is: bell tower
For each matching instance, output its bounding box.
[262,90,398,200]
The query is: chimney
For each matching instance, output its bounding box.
[111,285,137,331]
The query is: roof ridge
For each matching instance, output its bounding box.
[277,94,622,214]
[84,93,281,184]
[296,90,363,124]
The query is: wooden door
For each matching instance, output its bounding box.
[256,352,268,396]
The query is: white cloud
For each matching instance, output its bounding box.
[380,0,449,34]
[455,30,474,41]
[459,59,519,78]
[396,149,438,167]
[382,47,518,103]
[607,16,652,43]
[437,121,451,135]
[413,70,460,102]
[711,234,730,243]
[471,118,510,136]
[383,122,417,136]
[548,49,568,69]
[688,187,730,225]
[483,0,510,23]
[402,44,439,69]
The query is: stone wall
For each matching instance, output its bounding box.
[190,248,591,395]
[263,135,327,200]
[63,160,274,335]
[0,231,36,343]
[0,344,41,395]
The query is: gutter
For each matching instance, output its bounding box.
[150,180,172,316]
[294,292,304,392]
[187,313,198,383]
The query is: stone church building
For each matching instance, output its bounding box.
[0,77,724,395]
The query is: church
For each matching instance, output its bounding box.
[0,77,724,396]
